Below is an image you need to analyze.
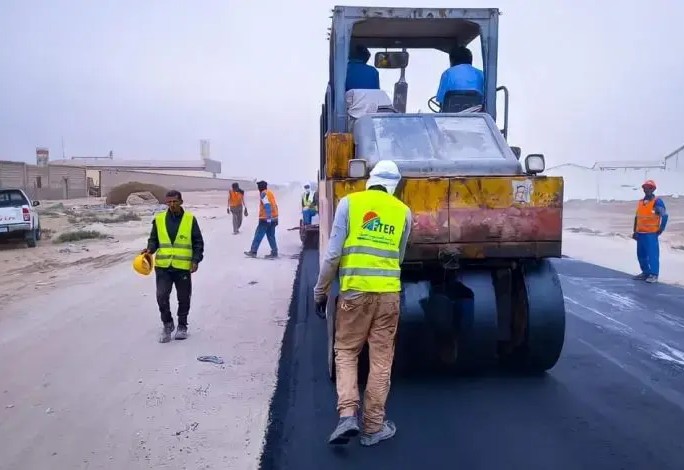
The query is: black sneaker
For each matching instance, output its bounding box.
[632,272,648,280]
[645,275,659,283]
[264,253,278,259]
[244,251,257,258]
[175,326,188,340]
[159,323,174,343]
[328,416,360,445]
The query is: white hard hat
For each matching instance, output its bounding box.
[366,160,401,194]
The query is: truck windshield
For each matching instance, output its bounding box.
[357,114,507,162]
[0,190,28,208]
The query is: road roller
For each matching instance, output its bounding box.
[317,6,566,380]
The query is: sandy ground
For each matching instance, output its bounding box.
[0,188,302,470]
[563,196,684,285]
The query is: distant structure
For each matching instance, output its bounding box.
[36,147,49,167]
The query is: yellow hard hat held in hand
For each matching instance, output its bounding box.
[133,252,153,276]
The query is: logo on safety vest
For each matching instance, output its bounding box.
[362,211,396,235]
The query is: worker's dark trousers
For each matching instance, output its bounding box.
[155,268,192,327]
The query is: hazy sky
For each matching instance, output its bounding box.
[1,0,684,182]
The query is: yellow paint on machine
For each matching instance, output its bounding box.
[329,177,561,211]
[325,133,354,179]
[449,176,563,209]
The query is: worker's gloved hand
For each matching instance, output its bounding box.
[226,208,230,214]
[657,229,663,236]
[244,208,248,217]
[191,262,198,274]
[632,232,638,240]
[141,248,150,255]
[314,294,327,319]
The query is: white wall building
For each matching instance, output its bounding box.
[546,152,684,201]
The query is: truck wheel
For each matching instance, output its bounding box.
[26,229,38,248]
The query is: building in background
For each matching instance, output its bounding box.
[547,145,684,201]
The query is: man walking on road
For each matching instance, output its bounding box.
[143,190,204,343]
[632,179,668,283]
[313,160,412,447]
[244,180,279,259]
[228,182,248,234]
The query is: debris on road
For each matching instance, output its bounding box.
[197,355,224,365]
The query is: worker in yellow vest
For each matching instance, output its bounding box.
[142,190,205,343]
[313,160,412,447]
[301,183,317,225]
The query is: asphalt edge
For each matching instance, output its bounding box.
[257,248,305,470]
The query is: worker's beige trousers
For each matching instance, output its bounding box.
[334,292,400,434]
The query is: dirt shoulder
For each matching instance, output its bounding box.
[0,187,302,469]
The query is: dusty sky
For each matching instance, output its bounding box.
[1,0,683,182]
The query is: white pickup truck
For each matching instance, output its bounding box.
[0,188,42,248]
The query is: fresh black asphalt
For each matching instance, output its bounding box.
[259,250,684,470]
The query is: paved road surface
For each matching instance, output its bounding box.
[260,251,684,470]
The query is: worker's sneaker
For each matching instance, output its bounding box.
[244,251,257,258]
[632,272,648,280]
[159,323,174,343]
[264,253,278,259]
[175,326,188,340]
[360,420,396,447]
[328,416,360,445]
[645,275,659,283]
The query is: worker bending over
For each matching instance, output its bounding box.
[143,190,204,343]
[228,182,248,234]
[314,160,412,447]
[302,184,317,225]
[632,179,668,283]
[244,180,279,259]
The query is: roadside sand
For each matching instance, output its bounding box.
[0,190,262,304]
[563,197,684,285]
[0,188,302,470]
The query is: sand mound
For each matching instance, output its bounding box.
[106,182,168,205]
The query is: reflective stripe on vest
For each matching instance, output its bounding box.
[339,190,409,293]
[154,210,194,270]
[635,198,660,233]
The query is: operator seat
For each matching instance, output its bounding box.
[441,90,484,113]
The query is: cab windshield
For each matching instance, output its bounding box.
[354,113,506,163]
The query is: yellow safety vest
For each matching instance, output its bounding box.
[302,191,315,209]
[154,210,194,270]
[339,190,409,293]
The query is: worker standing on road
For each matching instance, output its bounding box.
[301,183,317,225]
[313,160,412,447]
[244,180,279,259]
[142,190,204,343]
[632,179,668,283]
[228,182,248,234]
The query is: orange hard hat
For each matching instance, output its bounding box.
[642,179,656,189]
